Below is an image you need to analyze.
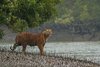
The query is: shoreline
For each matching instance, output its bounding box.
[0,51,100,67]
[0,39,100,43]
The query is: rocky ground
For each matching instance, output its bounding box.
[0,51,100,67]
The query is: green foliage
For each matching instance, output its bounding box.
[0,0,60,32]
[13,19,28,32]
[0,13,6,24]
[55,9,74,24]
[56,0,100,23]
[11,0,60,27]
[0,29,4,39]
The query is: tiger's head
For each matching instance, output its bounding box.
[42,29,53,39]
[42,29,52,35]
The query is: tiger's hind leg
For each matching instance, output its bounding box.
[10,43,19,51]
[22,44,27,54]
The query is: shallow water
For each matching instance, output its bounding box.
[0,41,100,64]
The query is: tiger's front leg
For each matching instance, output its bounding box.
[37,44,44,56]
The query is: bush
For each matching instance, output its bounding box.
[0,29,4,39]
[13,19,28,32]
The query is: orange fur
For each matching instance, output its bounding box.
[10,29,52,55]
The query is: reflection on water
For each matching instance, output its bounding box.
[0,41,100,64]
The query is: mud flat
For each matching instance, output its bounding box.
[0,51,100,67]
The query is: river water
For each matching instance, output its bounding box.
[0,41,100,64]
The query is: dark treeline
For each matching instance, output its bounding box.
[55,0,100,39]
